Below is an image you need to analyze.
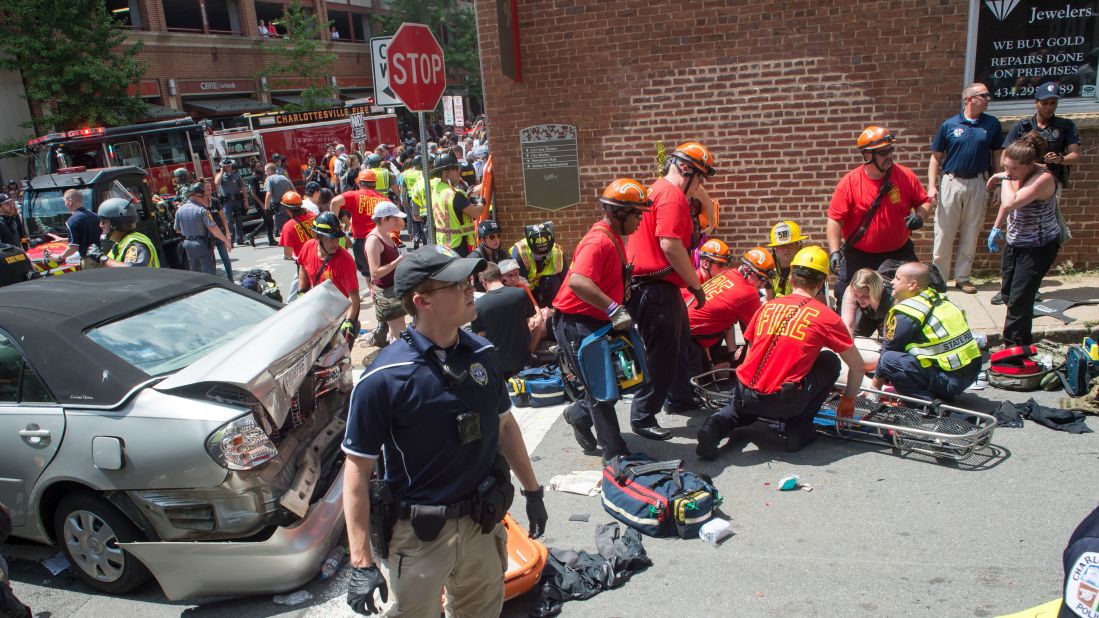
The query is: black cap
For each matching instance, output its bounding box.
[394,245,486,299]
[184,182,206,197]
[1036,81,1061,100]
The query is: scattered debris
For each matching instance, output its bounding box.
[273,590,313,606]
[778,475,799,491]
[548,470,603,496]
[699,518,733,546]
[42,552,69,576]
[569,513,590,522]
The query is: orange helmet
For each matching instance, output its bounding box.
[742,246,777,278]
[698,238,732,264]
[599,178,651,211]
[856,126,895,151]
[356,169,377,185]
[280,190,304,208]
[671,141,716,178]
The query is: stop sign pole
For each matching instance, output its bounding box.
[386,23,446,246]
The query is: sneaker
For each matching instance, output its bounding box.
[990,292,1004,305]
[696,418,723,461]
[956,281,978,294]
[563,409,597,451]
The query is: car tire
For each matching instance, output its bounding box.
[53,493,151,594]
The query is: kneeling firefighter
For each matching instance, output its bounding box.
[552,178,652,462]
[86,198,160,268]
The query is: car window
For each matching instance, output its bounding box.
[85,288,278,376]
[0,332,55,403]
[23,188,92,236]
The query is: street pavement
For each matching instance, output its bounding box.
[4,244,1098,617]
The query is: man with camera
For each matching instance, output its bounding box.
[342,246,548,617]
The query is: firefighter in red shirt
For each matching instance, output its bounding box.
[695,247,865,460]
[625,142,714,440]
[298,212,361,344]
[696,238,733,284]
[278,191,316,262]
[332,170,384,278]
[553,178,649,461]
[826,126,931,305]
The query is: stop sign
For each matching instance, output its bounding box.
[386,23,446,113]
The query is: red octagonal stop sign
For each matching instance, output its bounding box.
[386,23,446,113]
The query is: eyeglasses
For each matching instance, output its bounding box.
[873,148,895,158]
[424,278,472,294]
[970,92,992,100]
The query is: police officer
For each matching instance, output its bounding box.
[0,194,23,247]
[173,183,229,275]
[626,142,714,440]
[86,198,160,268]
[695,247,865,460]
[510,222,570,309]
[426,153,483,257]
[1002,82,1082,191]
[215,158,247,247]
[471,219,506,293]
[871,262,981,400]
[171,167,192,196]
[342,246,548,617]
[766,220,808,297]
[553,179,649,462]
[1059,503,1099,618]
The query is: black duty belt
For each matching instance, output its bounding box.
[397,499,475,520]
[948,172,982,180]
[184,235,208,240]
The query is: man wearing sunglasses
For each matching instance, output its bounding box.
[827,126,931,306]
[472,219,507,292]
[928,83,1002,295]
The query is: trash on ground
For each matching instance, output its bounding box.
[549,470,603,496]
[569,513,590,522]
[272,590,312,605]
[42,552,70,575]
[319,546,345,581]
[778,475,799,491]
[699,518,733,546]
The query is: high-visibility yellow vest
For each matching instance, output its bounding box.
[108,231,160,268]
[370,167,390,192]
[401,168,422,203]
[888,289,980,371]
[771,269,793,297]
[512,240,564,291]
[410,175,428,217]
[431,179,474,249]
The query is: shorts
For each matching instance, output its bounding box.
[372,283,407,322]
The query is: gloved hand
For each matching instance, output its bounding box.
[829,251,842,275]
[987,227,1003,253]
[85,243,107,265]
[346,565,388,615]
[689,286,706,310]
[836,395,856,419]
[522,486,548,539]
[340,319,357,343]
[608,304,633,331]
[905,213,924,231]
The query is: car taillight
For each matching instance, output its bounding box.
[206,415,278,470]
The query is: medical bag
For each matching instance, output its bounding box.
[1065,339,1099,397]
[507,365,567,407]
[576,324,648,403]
[601,453,721,539]
[989,345,1049,391]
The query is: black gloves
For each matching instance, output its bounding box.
[905,213,924,231]
[522,486,548,539]
[829,251,841,275]
[347,565,388,615]
[85,244,107,265]
[689,286,706,310]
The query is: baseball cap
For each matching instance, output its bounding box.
[498,259,520,274]
[0,193,11,204]
[394,245,486,299]
[372,201,407,220]
[1036,82,1061,100]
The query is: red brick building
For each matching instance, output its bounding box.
[474,0,1099,273]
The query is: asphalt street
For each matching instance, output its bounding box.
[4,243,1096,617]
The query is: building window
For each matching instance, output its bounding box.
[161,0,242,34]
[107,0,143,29]
[965,0,1099,114]
[255,1,315,37]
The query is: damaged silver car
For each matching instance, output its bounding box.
[0,268,354,599]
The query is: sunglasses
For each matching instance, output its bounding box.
[873,148,895,157]
[485,233,500,240]
[424,278,472,294]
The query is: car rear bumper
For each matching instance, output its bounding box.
[120,465,345,601]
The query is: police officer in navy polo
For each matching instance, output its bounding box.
[342,245,548,617]
[173,183,230,275]
[928,82,1002,295]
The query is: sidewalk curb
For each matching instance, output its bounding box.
[981,323,1099,349]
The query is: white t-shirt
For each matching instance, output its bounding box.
[303,198,320,216]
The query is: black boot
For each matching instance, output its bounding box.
[696,416,728,461]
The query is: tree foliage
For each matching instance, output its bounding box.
[260,0,339,112]
[376,0,483,109]
[0,0,147,132]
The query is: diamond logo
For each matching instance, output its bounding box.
[984,0,1021,20]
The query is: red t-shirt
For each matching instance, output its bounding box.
[299,238,360,299]
[625,178,693,288]
[339,188,384,238]
[827,163,928,254]
[279,213,316,259]
[735,295,853,395]
[686,270,763,347]
[553,222,627,321]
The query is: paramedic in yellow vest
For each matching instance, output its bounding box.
[766,220,807,298]
[402,154,425,247]
[86,198,160,268]
[510,221,570,309]
[872,262,981,400]
[429,153,483,257]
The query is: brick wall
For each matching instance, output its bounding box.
[475,0,1099,274]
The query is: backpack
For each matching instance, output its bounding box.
[507,364,567,407]
[1065,340,1098,397]
[601,453,721,539]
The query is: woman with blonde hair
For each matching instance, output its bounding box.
[840,267,893,338]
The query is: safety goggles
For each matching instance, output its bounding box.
[872,147,895,158]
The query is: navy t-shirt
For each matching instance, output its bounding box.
[342,327,511,505]
[931,113,1003,175]
[1060,504,1099,618]
[66,207,100,257]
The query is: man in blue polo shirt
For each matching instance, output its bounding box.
[55,189,100,263]
[341,245,549,617]
[928,82,1002,295]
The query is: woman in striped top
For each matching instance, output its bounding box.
[986,132,1060,346]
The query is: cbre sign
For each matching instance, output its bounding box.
[386,23,446,112]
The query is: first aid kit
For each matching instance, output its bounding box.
[601,453,721,539]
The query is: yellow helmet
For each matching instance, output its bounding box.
[790,246,830,276]
[767,220,808,247]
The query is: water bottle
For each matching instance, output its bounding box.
[320,546,346,581]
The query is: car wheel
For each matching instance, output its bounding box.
[53,493,151,594]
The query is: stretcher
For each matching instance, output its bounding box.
[502,512,548,601]
[690,369,998,461]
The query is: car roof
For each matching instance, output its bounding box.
[27,167,147,191]
[0,269,271,408]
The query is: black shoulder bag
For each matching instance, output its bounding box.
[838,166,893,260]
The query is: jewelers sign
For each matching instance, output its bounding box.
[974,0,1099,100]
[519,124,580,211]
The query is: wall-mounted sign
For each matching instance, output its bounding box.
[972,0,1098,100]
[177,79,255,95]
[519,124,580,211]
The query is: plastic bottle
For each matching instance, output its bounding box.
[320,546,346,581]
